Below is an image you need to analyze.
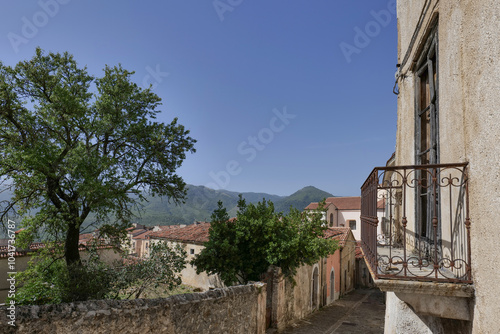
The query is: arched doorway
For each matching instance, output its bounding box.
[330,269,335,302]
[312,266,319,309]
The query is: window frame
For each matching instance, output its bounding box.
[414,23,441,243]
[347,219,357,230]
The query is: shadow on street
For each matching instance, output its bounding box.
[277,288,385,334]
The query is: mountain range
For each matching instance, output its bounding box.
[0,185,335,229]
[130,185,334,226]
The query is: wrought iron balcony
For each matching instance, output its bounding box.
[360,163,472,284]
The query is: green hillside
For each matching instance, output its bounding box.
[274,186,334,213]
[0,185,335,230]
[131,185,333,226]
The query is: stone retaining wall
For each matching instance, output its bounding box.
[0,283,266,334]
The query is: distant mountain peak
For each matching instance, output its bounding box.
[89,184,336,229]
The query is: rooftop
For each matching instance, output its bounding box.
[323,227,352,247]
[325,197,361,210]
[148,222,211,245]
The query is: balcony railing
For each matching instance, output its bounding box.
[361,163,472,284]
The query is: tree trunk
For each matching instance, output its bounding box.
[65,221,82,267]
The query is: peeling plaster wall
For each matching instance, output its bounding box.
[392,0,500,333]
[385,292,433,334]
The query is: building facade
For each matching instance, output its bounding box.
[306,197,384,240]
[361,1,500,333]
[148,222,224,291]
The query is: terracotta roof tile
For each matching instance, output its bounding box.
[325,197,361,210]
[355,241,363,259]
[304,202,333,210]
[0,240,113,258]
[148,222,211,245]
[377,199,385,209]
[323,227,351,247]
[133,230,153,240]
[155,225,183,231]
[78,233,94,243]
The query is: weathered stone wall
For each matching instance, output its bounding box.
[268,265,316,332]
[264,242,356,331]
[0,283,266,334]
[265,263,326,332]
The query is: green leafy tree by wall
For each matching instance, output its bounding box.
[0,48,195,297]
[192,197,338,286]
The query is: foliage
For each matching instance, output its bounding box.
[191,197,338,286]
[10,240,187,305]
[112,241,187,299]
[11,243,116,305]
[11,255,69,305]
[121,283,196,300]
[0,48,195,278]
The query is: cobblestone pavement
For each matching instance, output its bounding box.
[278,288,385,334]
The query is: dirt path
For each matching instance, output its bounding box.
[277,288,385,334]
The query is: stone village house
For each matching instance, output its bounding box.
[147,222,224,291]
[360,1,500,333]
[125,223,185,258]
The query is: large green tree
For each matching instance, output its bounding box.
[192,197,338,285]
[0,48,196,268]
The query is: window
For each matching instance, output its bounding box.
[330,270,335,299]
[329,213,334,227]
[415,24,439,240]
[190,248,195,255]
[348,220,356,230]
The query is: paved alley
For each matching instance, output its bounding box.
[278,289,385,334]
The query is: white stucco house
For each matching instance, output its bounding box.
[305,196,384,241]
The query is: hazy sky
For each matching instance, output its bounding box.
[1,0,398,197]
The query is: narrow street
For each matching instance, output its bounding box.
[279,289,385,334]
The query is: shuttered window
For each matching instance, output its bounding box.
[415,24,439,239]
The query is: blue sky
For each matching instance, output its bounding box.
[1,0,398,197]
